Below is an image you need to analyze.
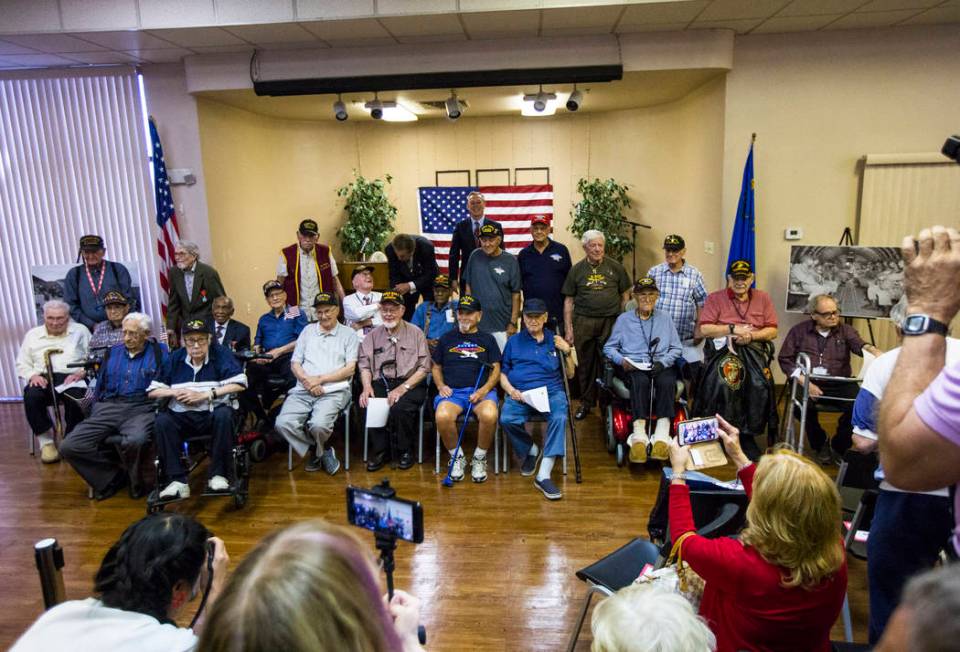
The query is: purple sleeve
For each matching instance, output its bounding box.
[914,361,960,448]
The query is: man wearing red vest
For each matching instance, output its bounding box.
[277,219,346,321]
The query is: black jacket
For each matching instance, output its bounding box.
[386,235,439,318]
[211,319,251,352]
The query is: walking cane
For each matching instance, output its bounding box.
[558,348,582,484]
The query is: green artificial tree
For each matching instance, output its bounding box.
[568,177,633,262]
[335,172,398,260]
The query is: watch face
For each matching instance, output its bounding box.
[902,314,928,334]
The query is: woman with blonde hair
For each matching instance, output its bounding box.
[667,416,847,652]
[197,520,423,652]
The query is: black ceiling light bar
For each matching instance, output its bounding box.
[253,64,622,97]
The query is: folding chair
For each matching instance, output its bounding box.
[782,352,861,455]
[433,407,502,475]
[498,411,568,476]
[287,403,353,471]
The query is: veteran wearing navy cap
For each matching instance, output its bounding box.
[63,234,134,330]
[277,218,345,320]
[499,298,576,500]
[518,215,572,334]
[89,290,131,353]
[463,221,521,351]
[411,273,459,350]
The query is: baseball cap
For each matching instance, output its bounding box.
[531,215,550,226]
[351,264,374,278]
[434,274,450,288]
[262,280,284,295]
[103,290,128,306]
[313,292,338,307]
[183,320,208,335]
[663,234,685,251]
[522,298,548,315]
[79,234,104,251]
[729,259,753,277]
[457,295,482,312]
[478,223,503,239]
[298,219,319,236]
[633,277,659,293]
[380,290,404,306]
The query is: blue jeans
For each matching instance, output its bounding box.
[500,392,568,458]
[867,489,953,643]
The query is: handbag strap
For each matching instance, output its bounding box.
[668,531,696,565]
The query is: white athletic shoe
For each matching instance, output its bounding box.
[471,454,488,483]
[159,481,190,500]
[449,452,466,482]
[207,475,230,492]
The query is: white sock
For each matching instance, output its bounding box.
[449,448,461,458]
[537,456,555,481]
[633,419,646,434]
[655,418,671,439]
[37,434,54,447]
[474,447,487,459]
[527,443,539,458]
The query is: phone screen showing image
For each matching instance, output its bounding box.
[677,417,720,447]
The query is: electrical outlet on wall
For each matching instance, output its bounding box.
[704,241,715,254]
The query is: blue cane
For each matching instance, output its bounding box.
[441,361,489,488]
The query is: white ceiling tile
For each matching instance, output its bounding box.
[857,0,942,10]
[223,22,318,45]
[689,18,766,32]
[71,30,179,50]
[460,10,540,38]
[324,36,397,46]
[824,8,921,27]
[216,0,295,24]
[146,27,249,47]
[139,0,216,29]
[296,0,375,19]
[0,0,61,33]
[189,44,257,54]
[541,24,619,36]
[377,14,466,37]
[377,0,458,15]
[460,0,541,9]
[394,33,469,43]
[751,14,839,32]
[66,50,143,64]
[254,40,330,50]
[541,6,624,29]
[60,0,138,31]
[778,0,870,17]
[0,53,84,66]
[697,0,792,21]
[618,1,710,26]
[300,18,393,40]
[125,47,194,62]
[0,33,108,53]
[616,21,690,33]
[899,2,960,24]
[0,39,40,55]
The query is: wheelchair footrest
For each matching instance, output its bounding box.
[201,485,237,498]
[146,488,189,507]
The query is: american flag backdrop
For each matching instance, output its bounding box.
[419,185,553,274]
[149,117,180,318]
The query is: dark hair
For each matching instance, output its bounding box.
[392,233,415,253]
[94,513,210,623]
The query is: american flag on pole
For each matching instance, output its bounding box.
[149,117,180,318]
[419,184,553,274]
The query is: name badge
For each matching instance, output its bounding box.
[446,309,454,323]
[812,366,829,376]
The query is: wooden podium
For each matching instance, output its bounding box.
[338,261,390,292]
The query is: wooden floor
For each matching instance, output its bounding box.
[0,403,869,650]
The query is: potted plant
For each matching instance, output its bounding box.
[568,177,633,262]
[336,172,398,260]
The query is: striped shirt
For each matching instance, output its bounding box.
[148,343,246,412]
[647,262,708,342]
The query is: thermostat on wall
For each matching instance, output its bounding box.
[168,168,196,186]
[784,227,803,240]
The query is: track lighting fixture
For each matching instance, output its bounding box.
[365,93,384,120]
[445,90,462,121]
[566,87,583,112]
[333,94,348,121]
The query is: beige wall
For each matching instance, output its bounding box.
[198,78,726,320]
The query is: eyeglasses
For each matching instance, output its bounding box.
[184,339,206,347]
[814,310,839,317]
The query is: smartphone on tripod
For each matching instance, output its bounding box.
[347,485,424,544]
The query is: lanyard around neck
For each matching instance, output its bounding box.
[85,262,106,298]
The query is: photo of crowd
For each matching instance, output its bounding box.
[677,417,719,446]
[350,492,415,542]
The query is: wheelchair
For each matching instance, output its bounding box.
[234,349,294,463]
[145,401,251,513]
[598,358,689,467]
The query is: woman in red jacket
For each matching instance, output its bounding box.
[667,416,847,652]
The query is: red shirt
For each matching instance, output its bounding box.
[669,465,847,652]
[699,288,778,331]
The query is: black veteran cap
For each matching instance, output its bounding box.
[262,280,284,295]
[663,234,685,250]
[314,292,338,307]
[380,290,404,306]
[103,290,128,306]
[434,274,450,288]
[457,295,482,312]
[478,222,503,238]
[351,264,374,278]
[184,319,208,335]
[633,277,659,293]
[522,298,548,315]
[79,234,104,251]
[729,259,753,277]
[298,219,319,236]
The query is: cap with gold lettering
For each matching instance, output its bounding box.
[663,234,685,251]
[728,259,753,278]
[313,292,338,307]
[183,319,208,335]
[434,274,450,288]
[633,277,659,293]
[79,234,104,251]
[298,219,319,236]
[103,290,128,306]
[380,290,404,306]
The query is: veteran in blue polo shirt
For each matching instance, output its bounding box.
[432,295,501,484]
[149,320,247,500]
[500,298,576,500]
[410,274,458,351]
[518,215,572,334]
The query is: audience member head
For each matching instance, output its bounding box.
[590,583,716,652]
[121,312,151,354]
[582,230,605,263]
[456,295,482,334]
[313,293,340,330]
[42,299,70,335]
[530,215,551,245]
[103,291,131,327]
[727,260,754,298]
[633,278,659,317]
[379,291,405,329]
[467,191,485,219]
[663,234,686,269]
[875,564,960,652]
[174,240,200,270]
[197,520,406,652]
[433,275,451,306]
[262,280,287,313]
[297,219,319,253]
[808,294,840,330]
[739,449,843,588]
[79,234,106,267]
[521,298,548,336]
[478,223,503,256]
[93,513,211,624]
[182,321,212,363]
[211,296,234,325]
[391,234,416,263]
[352,265,375,293]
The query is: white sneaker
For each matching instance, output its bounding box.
[471,454,488,483]
[207,475,230,492]
[159,481,190,500]
[449,452,465,482]
[40,442,60,464]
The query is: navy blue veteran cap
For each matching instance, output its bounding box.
[633,277,659,293]
[313,292,337,307]
[183,320,208,335]
[729,259,753,277]
[478,222,503,238]
[380,290,404,305]
[522,298,548,315]
[79,234,104,251]
[103,290,128,306]
[351,264,374,278]
[298,219,319,236]
[262,280,284,295]
[663,234,685,250]
[457,295,482,312]
[434,274,450,288]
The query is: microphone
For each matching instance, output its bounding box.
[360,237,370,253]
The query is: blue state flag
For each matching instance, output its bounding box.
[727,141,756,285]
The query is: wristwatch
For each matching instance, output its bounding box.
[728,324,735,335]
[901,314,949,337]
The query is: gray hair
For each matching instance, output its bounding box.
[43,299,70,316]
[581,230,605,247]
[213,296,234,309]
[807,294,838,314]
[900,564,960,651]
[175,240,200,259]
[122,312,152,333]
[591,584,716,652]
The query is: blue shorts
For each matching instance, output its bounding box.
[434,387,498,413]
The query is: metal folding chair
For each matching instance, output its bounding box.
[287,404,352,471]
[782,352,860,455]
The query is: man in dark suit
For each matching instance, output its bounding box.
[165,240,226,348]
[386,233,439,321]
[210,296,251,351]
[448,191,498,294]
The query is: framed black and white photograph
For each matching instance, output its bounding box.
[785,245,903,319]
[30,262,142,323]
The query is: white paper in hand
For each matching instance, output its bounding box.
[624,357,652,371]
[520,386,550,413]
[322,380,351,393]
[55,379,87,394]
[365,397,390,428]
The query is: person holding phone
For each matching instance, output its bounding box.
[667,416,847,652]
[12,513,229,651]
